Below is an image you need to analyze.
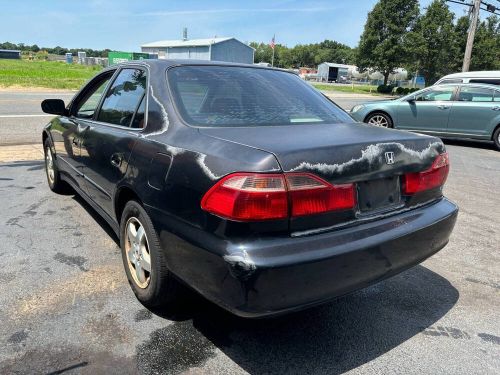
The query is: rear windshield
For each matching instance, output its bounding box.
[167,66,352,127]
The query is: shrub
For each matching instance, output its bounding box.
[396,87,405,95]
[377,84,394,94]
[403,88,410,95]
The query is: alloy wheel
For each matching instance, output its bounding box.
[368,115,389,127]
[45,147,55,184]
[125,217,152,289]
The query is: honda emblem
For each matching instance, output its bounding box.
[385,152,395,165]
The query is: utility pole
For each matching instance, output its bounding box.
[462,0,481,72]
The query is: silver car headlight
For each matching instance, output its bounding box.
[351,105,365,113]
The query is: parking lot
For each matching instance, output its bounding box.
[0,91,499,374]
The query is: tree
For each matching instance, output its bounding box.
[406,0,458,85]
[357,0,420,85]
[470,15,500,71]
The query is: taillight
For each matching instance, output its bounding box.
[286,173,356,217]
[201,173,288,221]
[403,152,449,195]
[201,172,355,221]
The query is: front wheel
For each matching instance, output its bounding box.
[119,200,182,307]
[493,127,500,151]
[365,112,393,128]
[44,139,68,193]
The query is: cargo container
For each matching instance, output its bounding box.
[108,51,150,65]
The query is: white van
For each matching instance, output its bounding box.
[435,71,500,86]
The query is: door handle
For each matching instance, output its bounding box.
[492,106,500,111]
[110,153,123,167]
[438,105,450,110]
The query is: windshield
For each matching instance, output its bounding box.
[167,66,352,127]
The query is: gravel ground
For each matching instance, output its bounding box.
[0,141,498,374]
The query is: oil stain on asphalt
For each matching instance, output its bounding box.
[136,321,217,374]
[53,252,88,272]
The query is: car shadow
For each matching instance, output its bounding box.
[146,265,458,374]
[70,193,120,246]
[442,138,496,151]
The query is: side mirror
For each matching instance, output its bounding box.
[407,97,416,103]
[41,99,67,116]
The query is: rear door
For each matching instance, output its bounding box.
[80,67,147,217]
[447,85,496,137]
[396,85,457,132]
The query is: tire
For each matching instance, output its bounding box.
[119,200,182,307]
[365,112,393,128]
[43,139,68,193]
[493,127,500,151]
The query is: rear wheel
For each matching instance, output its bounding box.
[493,127,500,151]
[119,200,182,307]
[366,112,393,128]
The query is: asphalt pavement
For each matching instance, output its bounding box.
[0,90,75,145]
[0,90,379,145]
[0,142,499,374]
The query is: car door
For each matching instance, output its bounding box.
[447,85,497,137]
[52,71,114,189]
[396,85,457,133]
[80,67,147,217]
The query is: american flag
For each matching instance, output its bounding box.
[269,35,275,49]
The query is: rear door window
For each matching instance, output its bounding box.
[458,86,494,102]
[469,79,500,86]
[97,68,147,127]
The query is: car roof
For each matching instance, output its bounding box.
[108,58,292,73]
[436,82,500,90]
[438,71,500,79]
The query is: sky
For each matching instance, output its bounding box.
[0,0,472,51]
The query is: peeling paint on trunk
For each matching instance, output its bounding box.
[289,141,442,175]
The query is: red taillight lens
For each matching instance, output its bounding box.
[403,152,449,195]
[201,172,356,221]
[286,173,356,217]
[201,173,288,221]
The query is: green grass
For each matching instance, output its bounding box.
[0,59,102,90]
[312,83,382,95]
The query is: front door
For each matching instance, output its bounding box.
[396,85,457,133]
[54,71,114,189]
[447,85,497,137]
[80,67,147,217]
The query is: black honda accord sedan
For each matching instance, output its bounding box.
[41,60,458,317]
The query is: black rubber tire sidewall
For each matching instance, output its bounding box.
[119,200,179,307]
[493,127,500,150]
[366,112,393,128]
[43,139,64,192]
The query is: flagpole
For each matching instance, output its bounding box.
[271,34,275,67]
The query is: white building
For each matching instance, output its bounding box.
[141,37,254,64]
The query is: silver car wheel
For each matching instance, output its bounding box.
[368,115,389,127]
[45,147,55,184]
[125,217,152,289]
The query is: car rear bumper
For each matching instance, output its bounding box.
[147,198,458,318]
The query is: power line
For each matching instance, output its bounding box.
[446,0,499,71]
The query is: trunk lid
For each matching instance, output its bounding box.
[199,122,445,183]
